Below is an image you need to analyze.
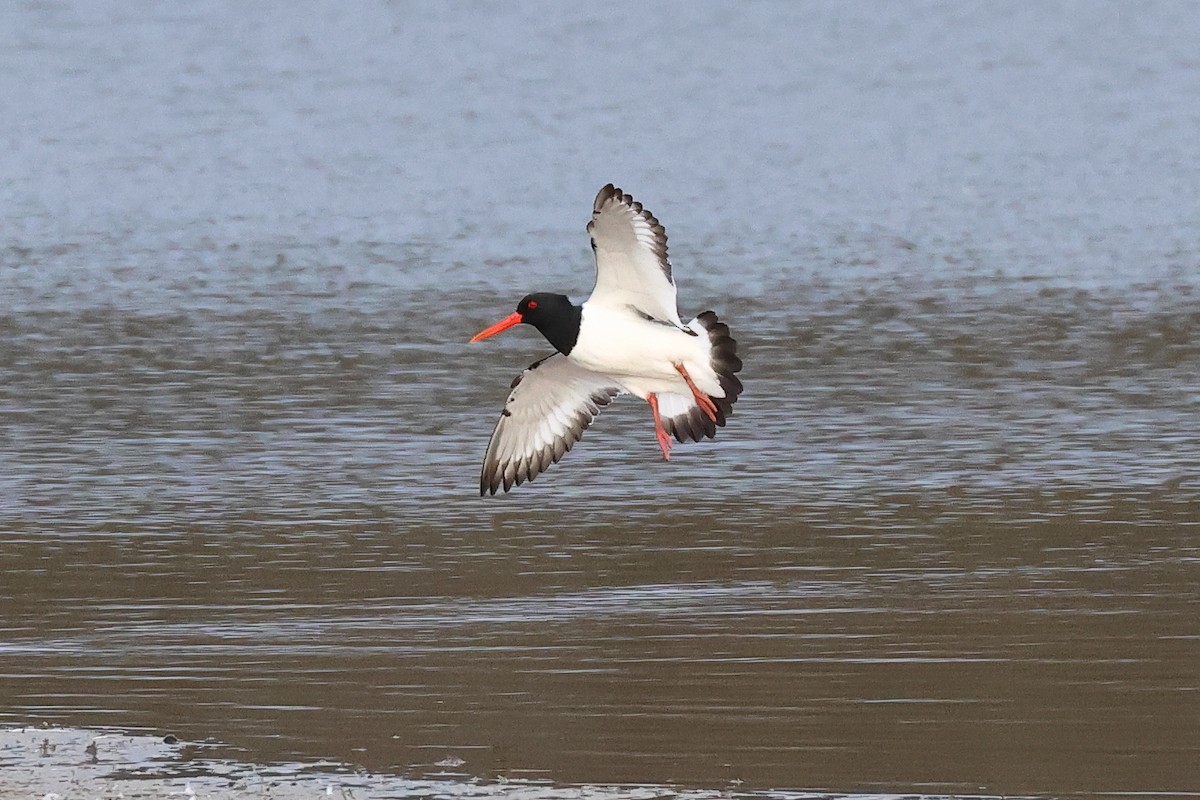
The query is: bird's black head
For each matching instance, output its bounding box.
[516,293,581,355]
[470,292,582,355]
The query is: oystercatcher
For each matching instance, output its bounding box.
[470,184,743,495]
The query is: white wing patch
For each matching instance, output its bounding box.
[480,354,626,495]
[586,184,683,327]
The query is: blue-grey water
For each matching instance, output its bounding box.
[2,2,1198,797]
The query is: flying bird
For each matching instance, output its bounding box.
[470,184,743,495]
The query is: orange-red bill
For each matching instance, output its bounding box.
[469,311,523,342]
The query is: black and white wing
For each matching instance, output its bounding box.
[586,184,683,327]
[480,354,626,495]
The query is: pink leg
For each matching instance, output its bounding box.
[673,363,719,422]
[647,393,672,461]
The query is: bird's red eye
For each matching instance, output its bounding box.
[527,300,538,310]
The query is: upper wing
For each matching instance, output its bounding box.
[480,353,626,495]
[586,184,683,326]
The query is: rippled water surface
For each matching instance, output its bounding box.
[2,2,1199,797]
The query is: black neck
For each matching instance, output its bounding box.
[531,303,582,355]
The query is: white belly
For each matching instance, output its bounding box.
[569,303,723,400]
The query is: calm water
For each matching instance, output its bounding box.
[2,1,1199,797]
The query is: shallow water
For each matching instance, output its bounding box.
[2,1,1199,797]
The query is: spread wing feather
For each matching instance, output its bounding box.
[586,184,683,326]
[480,354,626,495]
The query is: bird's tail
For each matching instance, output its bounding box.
[695,309,743,416]
[660,311,744,443]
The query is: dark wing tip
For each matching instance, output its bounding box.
[593,183,619,212]
[480,460,499,496]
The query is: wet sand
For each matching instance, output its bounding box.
[5,726,1044,800]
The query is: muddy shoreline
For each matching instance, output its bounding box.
[0,725,1048,800]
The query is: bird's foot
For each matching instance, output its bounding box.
[655,427,673,461]
[647,393,673,461]
[673,362,719,422]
